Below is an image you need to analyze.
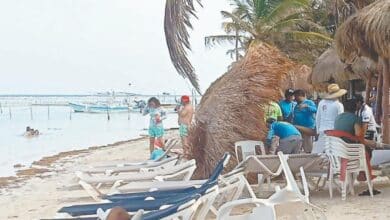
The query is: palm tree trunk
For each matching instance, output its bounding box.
[381,57,390,144]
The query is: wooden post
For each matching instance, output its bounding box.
[9,107,12,119]
[365,74,372,104]
[376,71,383,123]
[69,107,72,120]
[30,106,33,120]
[381,58,390,144]
[47,106,50,120]
[107,108,110,121]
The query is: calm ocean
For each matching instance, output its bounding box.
[0,95,179,176]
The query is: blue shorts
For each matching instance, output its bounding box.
[149,126,164,138]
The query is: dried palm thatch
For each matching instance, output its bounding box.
[335,0,390,143]
[186,42,295,179]
[164,0,202,94]
[309,47,377,88]
[335,0,390,63]
[282,65,313,94]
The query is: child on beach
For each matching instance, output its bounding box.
[150,139,165,160]
[178,95,194,156]
[143,97,167,153]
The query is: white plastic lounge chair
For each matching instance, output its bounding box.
[77,159,197,201]
[234,140,265,162]
[80,156,179,175]
[217,152,325,220]
[324,136,373,200]
[85,138,180,170]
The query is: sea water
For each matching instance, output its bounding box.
[0,96,179,177]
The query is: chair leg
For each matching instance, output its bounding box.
[341,173,348,201]
[328,171,333,199]
[365,166,374,197]
[349,173,355,196]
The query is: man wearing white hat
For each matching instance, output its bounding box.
[316,84,347,138]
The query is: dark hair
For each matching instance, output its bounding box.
[285,89,294,98]
[266,118,277,124]
[293,89,306,97]
[354,94,364,103]
[147,97,161,107]
[343,99,357,113]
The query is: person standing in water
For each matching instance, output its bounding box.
[143,97,167,153]
[178,95,194,156]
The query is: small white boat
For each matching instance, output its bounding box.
[69,102,130,113]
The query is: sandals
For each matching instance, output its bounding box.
[358,189,381,196]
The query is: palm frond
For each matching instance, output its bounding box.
[221,10,257,37]
[204,35,239,48]
[266,0,309,22]
[164,0,202,94]
[284,31,333,42]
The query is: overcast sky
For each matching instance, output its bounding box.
[0,0,233,95]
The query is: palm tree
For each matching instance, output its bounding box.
[205,0,332,62]
[164,0,332,92]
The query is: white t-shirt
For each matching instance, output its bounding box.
[357,104,377,131]
[316,99,344,134]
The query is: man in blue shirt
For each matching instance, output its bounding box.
[279,89,297,123]
[266,118,302,154]
[292,89,317,153]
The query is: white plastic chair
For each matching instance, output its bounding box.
[234,140,264,163]
[217,152,325,220]
[324,136,373,200]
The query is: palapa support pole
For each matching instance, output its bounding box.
[365,74,372,104]
[376,71,383,123]
[381,58,390,144]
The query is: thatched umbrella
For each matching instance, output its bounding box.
[282,65,313,95]
[335,0,390,143]
[186,42,295,178]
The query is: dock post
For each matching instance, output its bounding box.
[30,105,33,120]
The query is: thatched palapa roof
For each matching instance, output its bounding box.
[335,0,390,62]
[186,43,295,179]
[309,47,377,89]
[282,65,313,94]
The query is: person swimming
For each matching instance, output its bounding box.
[24,126,40,137]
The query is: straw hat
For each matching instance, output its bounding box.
[324,83,347,99]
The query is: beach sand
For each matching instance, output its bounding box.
[0,130,389,219]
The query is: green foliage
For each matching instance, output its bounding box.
[205,0,332,63]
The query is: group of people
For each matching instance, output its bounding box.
[24,126,40,137]
[265,83,379,156]
[143,95,194,159]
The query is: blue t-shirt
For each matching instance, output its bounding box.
[279,100,297,121]
[150,148,165,160]
[267,121,301,143]
[293,99,317,129]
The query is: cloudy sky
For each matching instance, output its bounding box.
[0,0,233,95]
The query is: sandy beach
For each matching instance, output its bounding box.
[0,130,389,220]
